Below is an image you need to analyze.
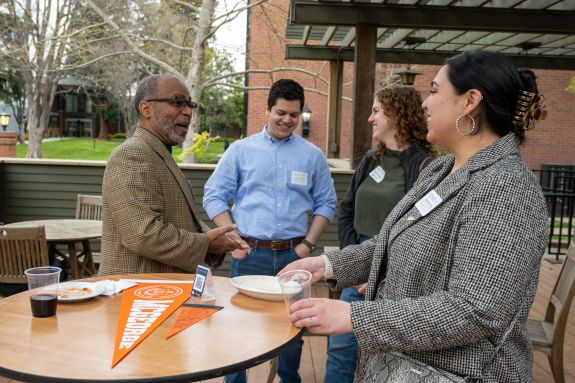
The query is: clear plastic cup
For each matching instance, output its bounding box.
[24,266,61,318]
[278,270,312,314]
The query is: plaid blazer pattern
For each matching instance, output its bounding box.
[327,134,548,382]
[99,128,210,276]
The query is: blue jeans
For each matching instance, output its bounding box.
[225,246,303,383]
[324,234,368,383]
[323,287,364,383]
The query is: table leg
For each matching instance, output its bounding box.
[80,240,96,276]
[67,241,79,280]
[48,243,57,264]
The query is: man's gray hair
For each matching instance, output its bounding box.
[134,74,183,115]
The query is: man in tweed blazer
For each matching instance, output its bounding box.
[282,51,549,382]
[99,74,244,276]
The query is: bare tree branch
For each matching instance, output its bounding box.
[203,67,328,88]
[59,21,108,40]
[174,0,200,14]
[80,0,180,75]
[206,0,269,43]
[128,34,196,51]
[57,51,134,71]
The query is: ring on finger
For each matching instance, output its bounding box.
[307,316,316,328]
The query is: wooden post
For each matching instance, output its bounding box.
[351,23,376,169]
[0,132,18,158]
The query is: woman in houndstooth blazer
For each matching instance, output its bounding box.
[282,51,549,382]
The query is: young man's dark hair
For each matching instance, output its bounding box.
[267,79,305,111]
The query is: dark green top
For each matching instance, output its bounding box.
[354,148,405,238]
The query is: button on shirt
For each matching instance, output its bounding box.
[203,126,336,240]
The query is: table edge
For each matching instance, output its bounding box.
[0,329,304,383]
[0,273,305,383]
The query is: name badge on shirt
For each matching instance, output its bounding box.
[291,171,308,186]
[369,166,385,183]
[415,189,443,217]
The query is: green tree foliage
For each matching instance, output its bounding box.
[178,131,216,162]
[199,48,244,137]
[568,76,575,93]
[0,70,26,142]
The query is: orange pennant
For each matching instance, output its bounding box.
[165,304,223,339]
[112,282,193,368]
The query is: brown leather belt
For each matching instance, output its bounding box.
[242,237,305,251]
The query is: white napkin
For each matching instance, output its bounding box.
[95,280,137,296]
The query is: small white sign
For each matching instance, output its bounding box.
[192,265,211,297]
[369,166,385,183]
[415,189,443,217]
[291,171,308,186]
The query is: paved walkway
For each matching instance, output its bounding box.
[23,137,74,144]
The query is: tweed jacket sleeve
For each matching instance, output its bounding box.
[100,129,210,275]
[329,135,548,380]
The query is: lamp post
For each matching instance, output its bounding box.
[0,114,10,132]
[301,106,311,137]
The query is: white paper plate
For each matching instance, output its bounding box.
[57,281,106,302]
[230,275,284,301]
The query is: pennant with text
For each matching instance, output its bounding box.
[165,303,223,339]
[111,282,193,368]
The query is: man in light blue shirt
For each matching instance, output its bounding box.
[203,79,336,383]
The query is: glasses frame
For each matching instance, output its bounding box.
[145,96,198,109]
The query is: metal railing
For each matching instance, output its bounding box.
[533,166,575,260]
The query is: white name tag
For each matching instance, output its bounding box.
[415,189,443,217]
[291,171,308,186]
[369,166,385,183]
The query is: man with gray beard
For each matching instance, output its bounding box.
[99,74,246,275]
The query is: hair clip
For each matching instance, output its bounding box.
[513,91,548,130]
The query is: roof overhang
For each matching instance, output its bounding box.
[286,0,575,70]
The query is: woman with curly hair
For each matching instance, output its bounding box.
[324,86,436,383]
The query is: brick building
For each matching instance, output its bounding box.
[245,0,575,170]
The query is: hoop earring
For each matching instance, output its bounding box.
[455,113,478,136]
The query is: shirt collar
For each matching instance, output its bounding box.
[262,125,294,144]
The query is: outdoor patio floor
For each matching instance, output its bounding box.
[0,258,573,383]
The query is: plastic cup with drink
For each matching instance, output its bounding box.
[278,270,312,314]
[24,266,61,318]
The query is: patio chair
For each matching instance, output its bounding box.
[75,194,102,220]
[527,241,575,383]
[74,194,102,271]
[0,226,50,296]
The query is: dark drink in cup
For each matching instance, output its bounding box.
[30,294,57,317]
[25,266,61,318]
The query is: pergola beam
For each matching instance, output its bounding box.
[285,45,575,70]
[289,1,575,34]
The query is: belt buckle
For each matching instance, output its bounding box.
[270,240,284,251]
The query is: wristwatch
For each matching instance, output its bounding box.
[302,239,316,252]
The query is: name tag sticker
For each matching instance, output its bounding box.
[415,189,443,217]
[291,171,308,186]
[369,166,385,183]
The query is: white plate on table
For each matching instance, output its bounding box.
[57,281,105,302]
[230,275,284,301]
